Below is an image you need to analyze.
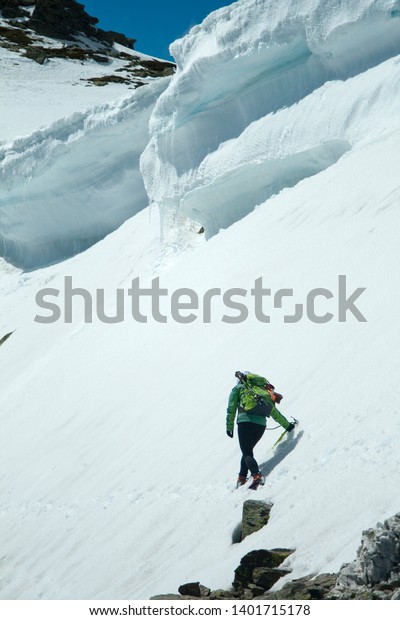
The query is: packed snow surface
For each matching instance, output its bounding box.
[1,0,400,601]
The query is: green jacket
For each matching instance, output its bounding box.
[226,373,291,432]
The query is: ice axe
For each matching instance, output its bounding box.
[272,417,299,447]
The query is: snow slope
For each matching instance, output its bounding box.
[1,0,400,601]
[0,45,135,144]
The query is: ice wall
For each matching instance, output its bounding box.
[0,78,168,270]
[141,0,400,235]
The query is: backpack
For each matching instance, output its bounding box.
[238,381,273,417]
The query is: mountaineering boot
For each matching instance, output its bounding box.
[236,475,248,488]
[248,472,265,490]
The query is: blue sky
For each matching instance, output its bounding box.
[83,0,231,60]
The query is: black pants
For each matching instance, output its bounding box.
[238,422,265,477]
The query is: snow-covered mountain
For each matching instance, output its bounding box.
[1,0,400,601]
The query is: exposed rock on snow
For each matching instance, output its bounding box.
[0,0,135,48]
[261,574,337,600]
[0,1,174,82]
[28,0,101,42]
[241,500,273,542]
[178,582,211,597]
[151,548,294,600]
[0,0,30,19]
[233,549,294,592]
[330,513,400,600]
[151,514,400,600]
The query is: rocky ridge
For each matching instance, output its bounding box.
[151,506,400,601]
[0,0,175,86]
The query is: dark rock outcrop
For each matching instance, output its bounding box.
[96,29,136,50]
[233,548,294,595]
[28,0,99,41]
[178,582,211,598]
[28,0,137,48]
[0,1,175,84]
[241,500,273,541]
[150,513,400,601]
[252,567,291,590]
[27,0,137,48]
[24,45,46,63]
[1,0,137,49]
[151,549,294,601]
[261,574,337,600]
[0,0,29,19]
[0,23,31,46]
